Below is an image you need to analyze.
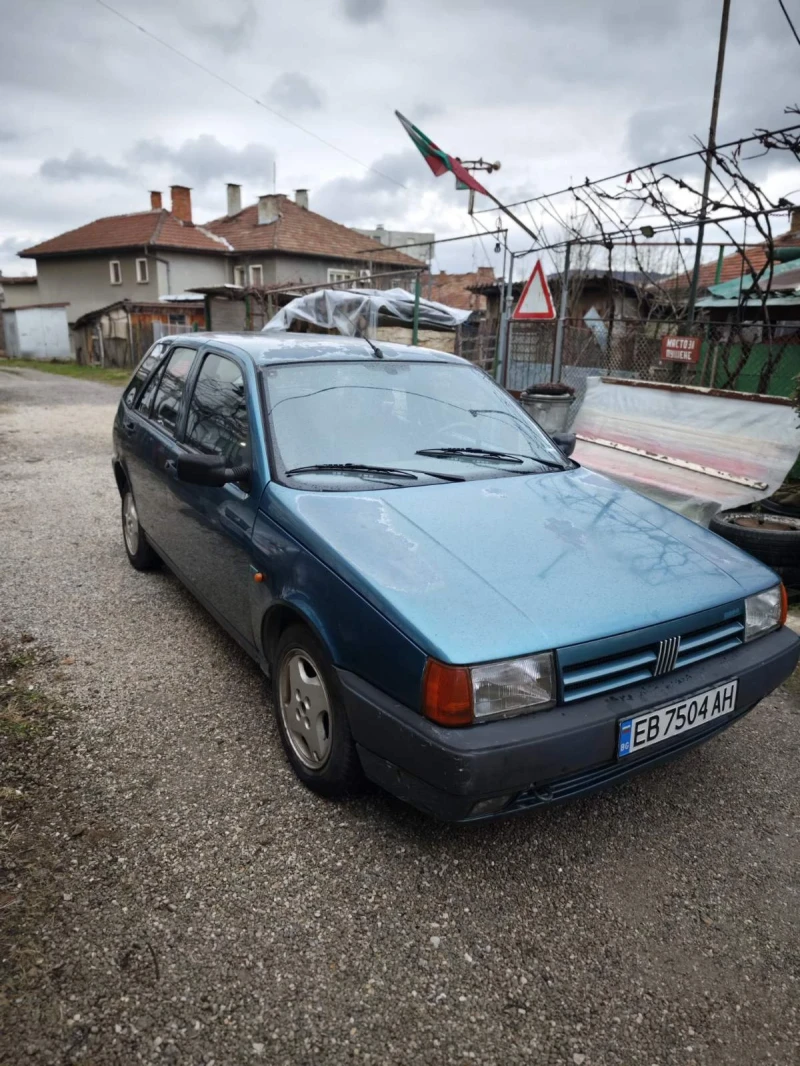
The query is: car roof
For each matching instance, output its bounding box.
[164,331,469,366]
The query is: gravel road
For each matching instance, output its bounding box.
[1,366,798,1066]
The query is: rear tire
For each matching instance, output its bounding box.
[121,488,160,571]
[271,624,362,797]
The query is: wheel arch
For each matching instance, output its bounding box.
[260,599,335,671]
[113,460,129,497]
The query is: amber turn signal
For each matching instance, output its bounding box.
[780,582,788,627]
[421,659,473,727]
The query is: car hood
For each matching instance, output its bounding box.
[267,468,774,664]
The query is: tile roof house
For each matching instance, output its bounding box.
[660,209,800,305]
[0,273,41,310]
[19,187,230,322]
[18,185,422,326]
[204,186,421,288]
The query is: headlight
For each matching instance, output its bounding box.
[744,584,785,642]
[422,652,555,726]
[471,653,555,721]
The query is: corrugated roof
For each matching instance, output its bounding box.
[205,195,421,266]
[20,210,231,258]
[696,255,800,308]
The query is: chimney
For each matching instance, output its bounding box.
[150,190,162,210]
[170,185,192,224]
[257,194,280,225]
[227,183,242,217]
[294,188,309,211]
[791,206,800,233]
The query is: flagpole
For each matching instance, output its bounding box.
[478,190,539,243]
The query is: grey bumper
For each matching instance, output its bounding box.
[339,626,800,822]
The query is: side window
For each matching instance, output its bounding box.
[147,346,197,436]
[124,341,168,408]
[185,353,250,468]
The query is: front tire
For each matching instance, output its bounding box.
[121,488,160,571]
[272,624,362,797]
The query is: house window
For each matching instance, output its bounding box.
[328,269,357,284]
[135,258,149,284]
[109,260,122,285]
[233,265,246,287]
[249,264,263,287]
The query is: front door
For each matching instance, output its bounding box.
[162,349,259,647]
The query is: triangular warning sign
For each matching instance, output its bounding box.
[512,260,555,321]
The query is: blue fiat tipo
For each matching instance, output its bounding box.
[112,333,798,821]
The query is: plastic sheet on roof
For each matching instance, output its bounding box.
[571,378,800,525]
[262,287,473,336]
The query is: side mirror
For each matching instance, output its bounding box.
[176,453,250,487]
[551,432,576,457]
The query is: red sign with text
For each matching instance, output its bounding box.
[661,336,701,363]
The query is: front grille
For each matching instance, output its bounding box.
[560,615,744,703]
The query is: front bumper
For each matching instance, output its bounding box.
[339,626,800,822]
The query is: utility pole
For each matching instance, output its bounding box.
[551,241,571,383]
[685,0,731,325]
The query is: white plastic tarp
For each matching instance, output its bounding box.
[572,378,800,525]
[262,287,473,336]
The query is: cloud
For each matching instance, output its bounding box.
[410,102,444,122]
[342,0,386,23]
[39,150,130,183]
[265,72,325,113]
[313,150,461,224]
[0,236,27,257]
[193,0,257,54]
[127,135,276,189]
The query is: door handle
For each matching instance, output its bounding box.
[122,419,136,436]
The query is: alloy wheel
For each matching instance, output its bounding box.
[278,649,333,770]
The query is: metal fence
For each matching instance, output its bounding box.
[456,321,497,372]
[506,318,800,418]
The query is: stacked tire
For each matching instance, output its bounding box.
[709,510,800,590]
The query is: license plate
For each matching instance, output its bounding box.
[617,680,738,758]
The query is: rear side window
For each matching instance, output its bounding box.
[185,353,250,467]
[147,346,197,436]
[123,342,168,408]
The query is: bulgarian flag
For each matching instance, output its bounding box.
[395,111,489,196]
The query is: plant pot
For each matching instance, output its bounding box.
[520,392,575,434]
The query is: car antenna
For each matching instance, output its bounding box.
[357,331,384,359]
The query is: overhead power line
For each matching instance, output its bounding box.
[93,0,407,189]
[352,229,505,256]
[777,0,800,48]
[474,122,800,215]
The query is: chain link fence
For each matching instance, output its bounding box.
[507,317,800,420]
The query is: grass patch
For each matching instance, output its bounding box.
[0,640,62,744]
[0,358,130,386]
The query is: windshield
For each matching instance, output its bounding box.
[262,359,570,488]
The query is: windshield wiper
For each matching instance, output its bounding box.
[286,463,419,480]
[285,462,465,484]
[415,446,565,469]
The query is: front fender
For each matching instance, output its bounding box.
[251,509,427,711]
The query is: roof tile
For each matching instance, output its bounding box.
[205,196,421,267]
[20,210,228,258]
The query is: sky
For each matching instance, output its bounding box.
[1,0,799,280]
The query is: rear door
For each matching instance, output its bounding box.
[124,343,200,553]
[160,347,259,645]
